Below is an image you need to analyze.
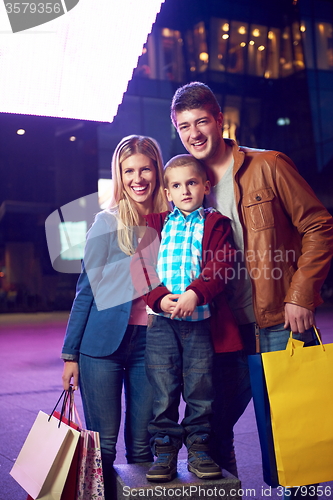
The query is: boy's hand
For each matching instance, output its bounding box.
[171,290,198,319]
[160,294,180,314]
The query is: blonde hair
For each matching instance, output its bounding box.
[109,135,169,255]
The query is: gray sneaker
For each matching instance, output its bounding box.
[146,438,178,482]
[188,440,222,479]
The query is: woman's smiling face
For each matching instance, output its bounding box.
[121,153,157,213]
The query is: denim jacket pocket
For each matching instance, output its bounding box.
[242,187,275,231]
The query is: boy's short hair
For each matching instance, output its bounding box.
[164,154,208,186]
[171,82,221,127]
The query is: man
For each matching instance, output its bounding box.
[170,81,333,497]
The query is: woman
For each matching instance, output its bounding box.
[61,135,169,498]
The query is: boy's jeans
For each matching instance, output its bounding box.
[145,315,214,453]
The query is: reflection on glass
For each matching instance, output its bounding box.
[210,17,229,71]
[280,27,293,76]
[222,106,239,141]
[227,21,248,74]
[247,24,267,76]
[315,22,333,70]
[134,29,185,82]
[160,28,185,81]
[133,16,331,82]
[193,22,209,72]
[266,28,279,78]
[292,22,305,71]
[134,34,154,78]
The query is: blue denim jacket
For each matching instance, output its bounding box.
[61,210,136,360]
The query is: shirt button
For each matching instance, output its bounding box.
[256,195,262,201]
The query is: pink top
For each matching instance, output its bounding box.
[128,297,147,326]
[128,237,147,326]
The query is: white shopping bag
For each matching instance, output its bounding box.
[10,410,80,500]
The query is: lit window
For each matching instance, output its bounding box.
[59,221,87,261]
[98,178,113,209]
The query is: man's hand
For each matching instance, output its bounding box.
[170,290,199,319]
[284,303,315,333]
[160,294,180,314]
[62,361,79,391]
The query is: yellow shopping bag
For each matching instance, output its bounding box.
[261,328,333,487]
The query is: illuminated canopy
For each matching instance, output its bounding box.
[0,0,165,122]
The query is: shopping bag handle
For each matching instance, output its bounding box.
[288,325,324,356]
[48,386,75,427]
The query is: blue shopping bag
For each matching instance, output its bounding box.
[248,354,279,488]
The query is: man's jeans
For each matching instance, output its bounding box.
[145,315,214,452]
[79,325,153,499]
[211,323,317,480]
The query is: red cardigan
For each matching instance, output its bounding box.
[132,209,243,353]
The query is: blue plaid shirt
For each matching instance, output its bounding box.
[149,206,210,321]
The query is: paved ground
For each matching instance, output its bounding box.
[1,307,333,500]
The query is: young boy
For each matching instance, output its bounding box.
[136,154,241,482]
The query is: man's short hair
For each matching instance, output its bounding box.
[164,154,208,186]
[171,82,221,127]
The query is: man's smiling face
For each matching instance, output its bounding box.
[175,108,224,164]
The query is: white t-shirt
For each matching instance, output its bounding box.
[206,159,255,325]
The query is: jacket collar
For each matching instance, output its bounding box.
[225,138,245,176]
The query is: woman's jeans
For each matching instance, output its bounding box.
[145,315,214,452]
[79,325,153,497]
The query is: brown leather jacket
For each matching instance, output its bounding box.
[229,139,333,328]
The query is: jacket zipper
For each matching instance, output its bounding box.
[255,323,260,353]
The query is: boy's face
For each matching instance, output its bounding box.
[175,107,223,164]
[165,165,210,217]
